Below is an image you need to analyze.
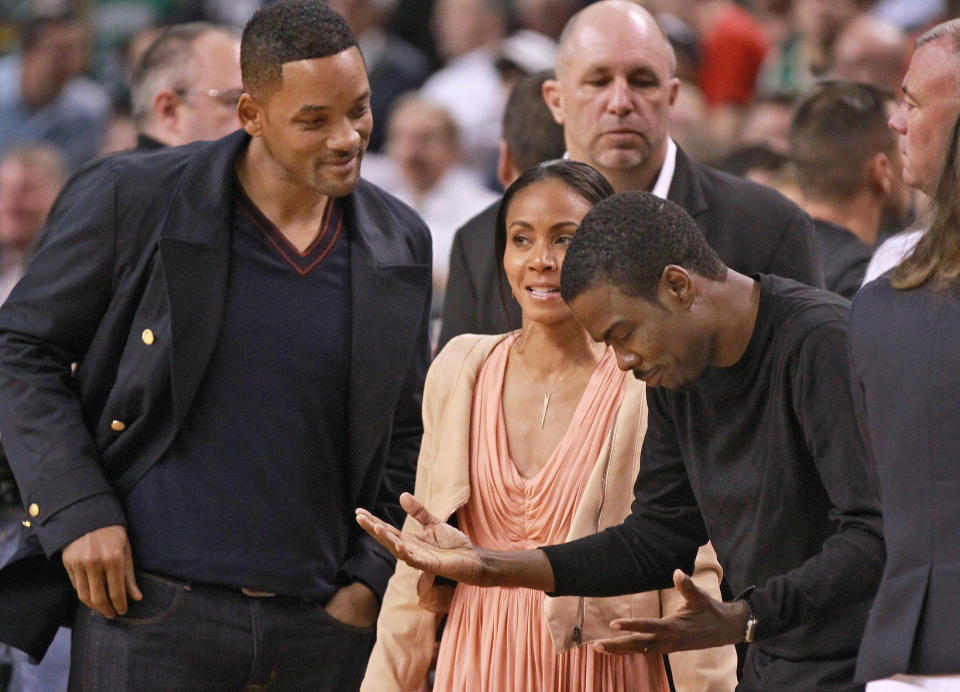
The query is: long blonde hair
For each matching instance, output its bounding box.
[892,111,960,290]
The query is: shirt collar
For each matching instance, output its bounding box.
[650,138,677,200]
[562,137,677,197]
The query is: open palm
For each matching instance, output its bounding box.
[356,493,491,586]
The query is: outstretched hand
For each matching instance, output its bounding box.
[356,493,492,586]
[594,569,748,655]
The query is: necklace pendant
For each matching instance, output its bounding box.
[540,393,550,429]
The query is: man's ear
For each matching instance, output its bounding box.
[497,141,519,189]
[153,89,181,132]
[659,265,695,309]
[869,152,894,198]
[542,78,565,126]
[238,93,263,136]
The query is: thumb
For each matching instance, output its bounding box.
[673,569,706,606]
[400,492,439,528]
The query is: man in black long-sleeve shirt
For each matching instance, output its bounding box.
[358,191,884,691]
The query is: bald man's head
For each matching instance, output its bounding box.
[543,0,679,191]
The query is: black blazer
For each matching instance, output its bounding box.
[0,131,432,659]
[851,277,960,680]
[438,147,824,350]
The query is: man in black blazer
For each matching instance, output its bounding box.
[438,0,823,350]
[0,2,430,690]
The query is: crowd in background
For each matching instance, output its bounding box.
[2,0,959,329]
[0,0,959,690]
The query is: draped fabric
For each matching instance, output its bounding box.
[432,334,668,691]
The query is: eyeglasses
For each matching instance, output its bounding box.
[174,87,245,108]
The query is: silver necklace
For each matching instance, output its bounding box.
[512,343,599,429]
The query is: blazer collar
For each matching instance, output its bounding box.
[667,146,709,220]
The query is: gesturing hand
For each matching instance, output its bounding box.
[61,525,143,618]
[594,569,749,655]
[356,493,491,586]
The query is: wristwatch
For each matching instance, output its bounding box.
[738,587,759,643]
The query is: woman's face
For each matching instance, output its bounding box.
[502,177,594,324]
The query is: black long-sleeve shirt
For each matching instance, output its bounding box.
[543,275,884,691]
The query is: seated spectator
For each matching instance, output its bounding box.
[420,0,509,177]
[0,14,111,169]
[0,143,68,302]
[370,94,500,338]
[0,141,70,692]
[790,80,911,298]
[718,143,801,203]
[129,22,242,149]
[830,14,908,94]
[326,0,432,152]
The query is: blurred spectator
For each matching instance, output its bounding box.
[493,29,557,94]
[736,93,795,154]
[756,0,860,97]
[831,15,908,94]
[438,69,566,348]
[870,0,946,32]
[0,14,111,169]
[326,0,432,152]
[420,0,509,176]
[514,0,582,39]
[718,143,801,203]
[0,141,70,692]
[371,94,499,337]
[129,22,241,149]
[666,0,771,108]
[790,80,910,298]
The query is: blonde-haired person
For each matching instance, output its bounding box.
[361,159,736,692]
[851,108,960,689]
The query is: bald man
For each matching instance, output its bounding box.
[439,0,823,345]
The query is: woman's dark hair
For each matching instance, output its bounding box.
[494,160,615,314]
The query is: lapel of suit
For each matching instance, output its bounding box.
[346,182,430,493]
[667,147,710,233]
[157,131,249,429]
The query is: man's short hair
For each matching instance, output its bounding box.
[501,69,565,173]
[790,80,896,203]
[20,14,77,53]
[129,22,237,128]
[916,17,960,52]
[241,0,357,99]
[0,142,69,188]
[561,191,726,303]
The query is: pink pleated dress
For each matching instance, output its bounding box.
[432,335,669,692]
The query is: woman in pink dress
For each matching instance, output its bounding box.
[361,161,736,692]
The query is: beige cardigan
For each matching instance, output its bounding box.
[361,334,738,692]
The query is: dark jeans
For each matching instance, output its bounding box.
[69,573,375,692]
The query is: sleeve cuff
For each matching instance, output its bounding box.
[33,492,126,557]
[341,532,396,602]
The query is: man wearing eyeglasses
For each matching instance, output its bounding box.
[129,22,243,150]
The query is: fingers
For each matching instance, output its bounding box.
[673,569,707,605]
[399,493,440,529]
[594,633,658,655]
[85,565,117,618]
[125,553,143,603]
[355,509,404,557]
[105,558,128,615]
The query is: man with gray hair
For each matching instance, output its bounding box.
[129,22,242,149]
[863,17,960,283]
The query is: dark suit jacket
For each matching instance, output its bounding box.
[438,147,824,350]
[851,277,960,681]
[0,131,432,659]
